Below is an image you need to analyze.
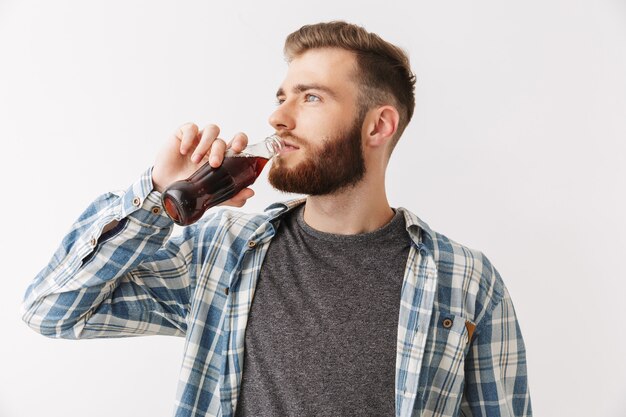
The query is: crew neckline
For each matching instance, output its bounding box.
[294,204,405,243]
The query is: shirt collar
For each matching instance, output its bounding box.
[264,199,434,248]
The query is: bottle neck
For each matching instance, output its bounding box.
[226,135,283,159]
[264,135,283,157]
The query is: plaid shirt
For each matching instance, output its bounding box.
[22,167,531,417]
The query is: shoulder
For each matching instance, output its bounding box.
[400,208,506,325]
[431,230,505,322]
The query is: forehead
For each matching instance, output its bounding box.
[281,48,359,95]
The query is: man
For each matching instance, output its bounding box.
[22,21,531,417]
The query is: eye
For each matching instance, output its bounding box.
[305,94,321,103]
[275,98,285,106]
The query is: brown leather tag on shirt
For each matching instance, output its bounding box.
[465,320,476,344]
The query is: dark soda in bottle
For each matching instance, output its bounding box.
[161,135,283,226]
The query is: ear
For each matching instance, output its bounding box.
[364,105,400,149]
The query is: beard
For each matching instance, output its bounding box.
[268,118,366,196]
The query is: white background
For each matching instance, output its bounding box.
[1,1,625,416]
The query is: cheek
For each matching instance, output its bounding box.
[298,106,342,132]
[296,117,324,137]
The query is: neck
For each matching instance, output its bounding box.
[302,174,394,235]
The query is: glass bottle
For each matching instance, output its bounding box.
[161,135,283,226]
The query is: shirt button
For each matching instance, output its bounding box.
[151,206,161,215]
[224,287,229,296]
[132,197,141,207]
[442,318,453,329]
[247,241,256,249]
[90,238,97,246]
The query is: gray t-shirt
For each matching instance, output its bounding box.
[235,204,411,417]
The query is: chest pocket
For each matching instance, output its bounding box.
[416,311,473,415]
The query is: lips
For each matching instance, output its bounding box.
[280,139,300,153]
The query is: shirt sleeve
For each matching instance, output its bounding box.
[460,288,533,416]
[21,167,199,340]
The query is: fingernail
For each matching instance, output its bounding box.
[210,156,219,166]
[191,154,200,163]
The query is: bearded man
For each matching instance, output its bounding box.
[22,21,532,417]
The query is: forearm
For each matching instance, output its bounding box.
[21,168,184,338]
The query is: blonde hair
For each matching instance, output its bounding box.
[284,21,416,151]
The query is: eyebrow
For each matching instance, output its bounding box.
[275,83,338,99]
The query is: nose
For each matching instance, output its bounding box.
[268,102,296,132]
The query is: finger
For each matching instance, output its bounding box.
[208,138,227,168]
[219,188,255,207]
[179,123,199,155]
[229,132,249,153]
[192,124,220,163]
[174,122,196,140]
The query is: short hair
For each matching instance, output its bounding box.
[284,21,416,152]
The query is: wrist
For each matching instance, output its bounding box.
[151,170,165,193]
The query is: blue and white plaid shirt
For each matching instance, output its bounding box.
[22,167,531,417]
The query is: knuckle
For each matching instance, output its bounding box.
[205,124,220,135]
[180,122,196,131]
[198,125,221,147]
[232,133,248,148]
[180,124,197,141]
[236,132,248,143]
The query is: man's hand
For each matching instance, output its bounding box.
[151,123,254,207]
